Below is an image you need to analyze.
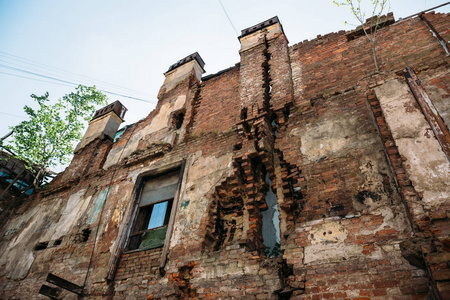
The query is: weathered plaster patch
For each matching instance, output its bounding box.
[302,210,408,265]
[304,219,360,264]
[375,80,450,209]
[170,151,233,248]
[103,95,186,170]
[2,245,35,280]
[126,160,161,182]
[308,221,347,244]
[108,189,133,254]
[304,242,363,264]
[358,207,408,236]
[148,95,186,134]
[289,49,304,104]
[0,198,66,279]
[423,74,450,128]
[292,111,373,163]
[51,189,90,239]
[353,157,391,212]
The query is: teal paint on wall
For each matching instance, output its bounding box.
[87,187,110,225]
[180,200,190,210]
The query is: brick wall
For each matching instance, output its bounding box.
[0,12,449,300]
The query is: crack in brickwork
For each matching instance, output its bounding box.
[1,12,450,300]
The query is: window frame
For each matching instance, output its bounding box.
[126,169,181,252]
[105,160,185,280]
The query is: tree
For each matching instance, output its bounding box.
[333,0,389,72]
[1,85,108,188]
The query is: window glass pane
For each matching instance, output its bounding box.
[147,201,168,229]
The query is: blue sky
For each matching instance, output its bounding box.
[0,0,448,171]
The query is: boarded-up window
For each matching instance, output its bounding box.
[128,171,179,251]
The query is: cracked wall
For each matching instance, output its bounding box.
[0,12,449,300]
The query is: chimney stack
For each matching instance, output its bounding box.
[238,16,285,52]
[74,101,127,153]
[161,52,205,93]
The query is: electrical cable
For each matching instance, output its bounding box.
[0,111,27,119]
[0,54,153,98]
[0,70,74,88]
[0,51,154,98]
[218,0,239,36]
[81,121,139,292]
[0,63,157,104]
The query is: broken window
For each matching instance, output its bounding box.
[127,171,180,251]
[262,173,281,257]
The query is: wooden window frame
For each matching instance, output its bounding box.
[105,160,186,280]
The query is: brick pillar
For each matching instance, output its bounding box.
[234,17,300,253]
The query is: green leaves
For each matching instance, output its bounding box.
[2,85,108,185]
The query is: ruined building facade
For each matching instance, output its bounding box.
[0,13,449,299]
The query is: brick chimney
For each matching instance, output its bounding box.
[238,16,286,52]
[160,52,205,93]
[237,16,292,119]
[74,101,127,153]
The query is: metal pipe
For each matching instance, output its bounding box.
[400,2,450,20]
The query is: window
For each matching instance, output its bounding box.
[128,171,180,251]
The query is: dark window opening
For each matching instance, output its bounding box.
[34,241,49,251]
[172,110,185,130]
[128,171,179,251]
[53,239,62,246]
[240,107,248,120]
[81,228,91,242]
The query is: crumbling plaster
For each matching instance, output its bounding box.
[1,12,450,299]
[171,151,233,251]
[375,79,450,209]
[300,204,410,265]
[0,190,92,280]
[103,94,186,170]
[293,109,374,164]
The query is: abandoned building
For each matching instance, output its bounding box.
[0,11,449,299]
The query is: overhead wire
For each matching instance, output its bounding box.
[0,111,27,119]
[0,70,74,88]
[218,0,239,36]
[0,51,154,98]
[0,63,157,104]
[0,54,153,100]
[0,57,157,101]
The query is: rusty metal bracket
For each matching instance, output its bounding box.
[403,67,450,161]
